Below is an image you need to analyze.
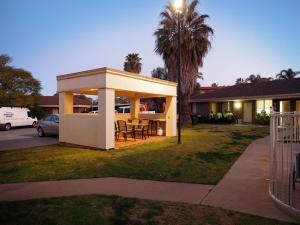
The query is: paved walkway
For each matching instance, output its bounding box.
[203,136,296,223]
[0,136,297,223]
[0,177,213,204]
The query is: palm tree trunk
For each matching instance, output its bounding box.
[182,94,192,125]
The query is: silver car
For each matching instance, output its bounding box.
[37,114,59,137]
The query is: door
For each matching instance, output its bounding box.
[26,111,34,126]
[280,101,290,112]
[243,102,253,123]
[296,100,300,112]
[50,115,59,135]
[42,115,53,134]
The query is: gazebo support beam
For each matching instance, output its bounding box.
[130,97,140,119]
[97,88,115,149]
[165,96,177,136]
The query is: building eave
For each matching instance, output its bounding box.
[189,93,300,103]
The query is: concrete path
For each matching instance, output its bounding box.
[0,177,213,204]
[0,127,58,151]
[202,136,296,223]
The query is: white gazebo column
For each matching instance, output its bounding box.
[130,97,140,119]
[97,88,115,149]
[59,92,73,142]
[59,92,73,114]
[165,96,177,136]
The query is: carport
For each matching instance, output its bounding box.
[57,67,177,150]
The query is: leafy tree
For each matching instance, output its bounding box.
[74,94,92,102]
[123,53,142,74]
[151,67,168,80]
[276,68,300,80]
[0,54,41,107]
[197,72,204,80]
[235,77,245,85]
[193,82,201,95]
[29,103,45,119]
[154,0,213,124]
[0,54,11,67]
[245,74,272,83]
[211,83,218,87]
[236,74,272,85]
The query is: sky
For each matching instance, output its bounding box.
[1,0,300,95]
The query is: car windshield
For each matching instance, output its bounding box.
[51,115,59,122]
[44,116,52,121]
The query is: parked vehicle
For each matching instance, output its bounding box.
[117,106,130,113]
[36,114,59,137]
[89,110,98,114]
[0,107,37,131]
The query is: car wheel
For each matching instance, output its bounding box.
[32,121,37,128]
[37,127,45,137]
[5,123,11,131]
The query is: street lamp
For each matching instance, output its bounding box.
[173,0,182,144]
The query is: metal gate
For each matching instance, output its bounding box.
[270,112,300,217]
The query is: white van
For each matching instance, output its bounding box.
[0,107,37,131]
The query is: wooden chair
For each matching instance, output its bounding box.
[117,120,134,142]
[135,119,149,139]
[115,121,120,141]
[149,120,158,136]
[132,119,140,126]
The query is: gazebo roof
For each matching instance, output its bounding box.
[57,67,177,98]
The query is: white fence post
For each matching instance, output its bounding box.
[270,112,300,217]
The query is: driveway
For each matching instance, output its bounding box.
[0,127,58,151]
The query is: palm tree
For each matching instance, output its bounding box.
[154,0,213,124]
[123,53,142,74]
[151,67,168,80]
[276,68,300,80]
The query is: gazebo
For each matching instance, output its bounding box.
[57,67,177,150]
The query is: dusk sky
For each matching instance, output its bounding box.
[1,0,299,95]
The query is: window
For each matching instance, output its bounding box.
[280,101,290,113]
[27,111,32,118]
[222,102,230,113]
[210,102,217,113]
[44,115,52,121]
[51,115,59,122]
[256,100,272,114]
[124,108,130,113]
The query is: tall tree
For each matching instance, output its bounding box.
[235,77,245,85]
[151,67,168,80]
[154,0,213,124]
[236,74,272,85]
[276,68,300,80]
[211,83,218,87]
[0,54,41,107]
[123,53,142,74]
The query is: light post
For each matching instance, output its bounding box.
[174,0,182,144]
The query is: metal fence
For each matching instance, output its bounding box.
[270,112,300,217]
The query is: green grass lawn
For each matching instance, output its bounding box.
[0,194,295,225]
[0,124,269,184]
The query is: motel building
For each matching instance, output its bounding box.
[190,78,300,123]
[57,67,177,150]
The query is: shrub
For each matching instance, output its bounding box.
[255,110,270,125]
